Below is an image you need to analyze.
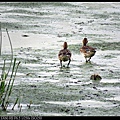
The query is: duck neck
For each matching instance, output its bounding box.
[63,48,67,50]
[63,42,68,49]
[83,43,87,46]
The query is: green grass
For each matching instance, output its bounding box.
[0,24,21,111]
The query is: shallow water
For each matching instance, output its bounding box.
[0,2,120,116]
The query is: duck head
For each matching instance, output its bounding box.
[63,42,68,49]
[82,38,88,46]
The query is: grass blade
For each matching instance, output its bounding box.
[0,22,2,56]
[5,28,13,79]
[1,58,16,110]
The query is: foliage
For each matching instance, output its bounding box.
[0,23,21,111]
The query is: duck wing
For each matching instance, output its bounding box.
[58,49,71,56]
[80,46,96,53]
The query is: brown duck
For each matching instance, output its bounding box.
[80,38,96,62]
[58,42,72,67]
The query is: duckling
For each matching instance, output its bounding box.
[58,42,72,68]
[90,74,102,87]
[80,38,96,62]
[90,74,102,81]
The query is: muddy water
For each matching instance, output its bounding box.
[0,2,120,116]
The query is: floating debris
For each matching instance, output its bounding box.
[22,34,29,37]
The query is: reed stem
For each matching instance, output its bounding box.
[5,28,13,79]
[0,22,2,56]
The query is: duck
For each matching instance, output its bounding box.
[80,38,96,62]
[90,74,102,81]
[90,74,102,87]
[58,42,72,68]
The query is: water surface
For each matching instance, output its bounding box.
[0,2,120,116]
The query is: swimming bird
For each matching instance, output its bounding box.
[90,74,102,88]
[80,38,96,62]
[58,42,72,68]
[90,74,102,81]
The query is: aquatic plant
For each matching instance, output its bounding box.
[27,100,33,109]
[0,24,21,111]
[1,58,21,111]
